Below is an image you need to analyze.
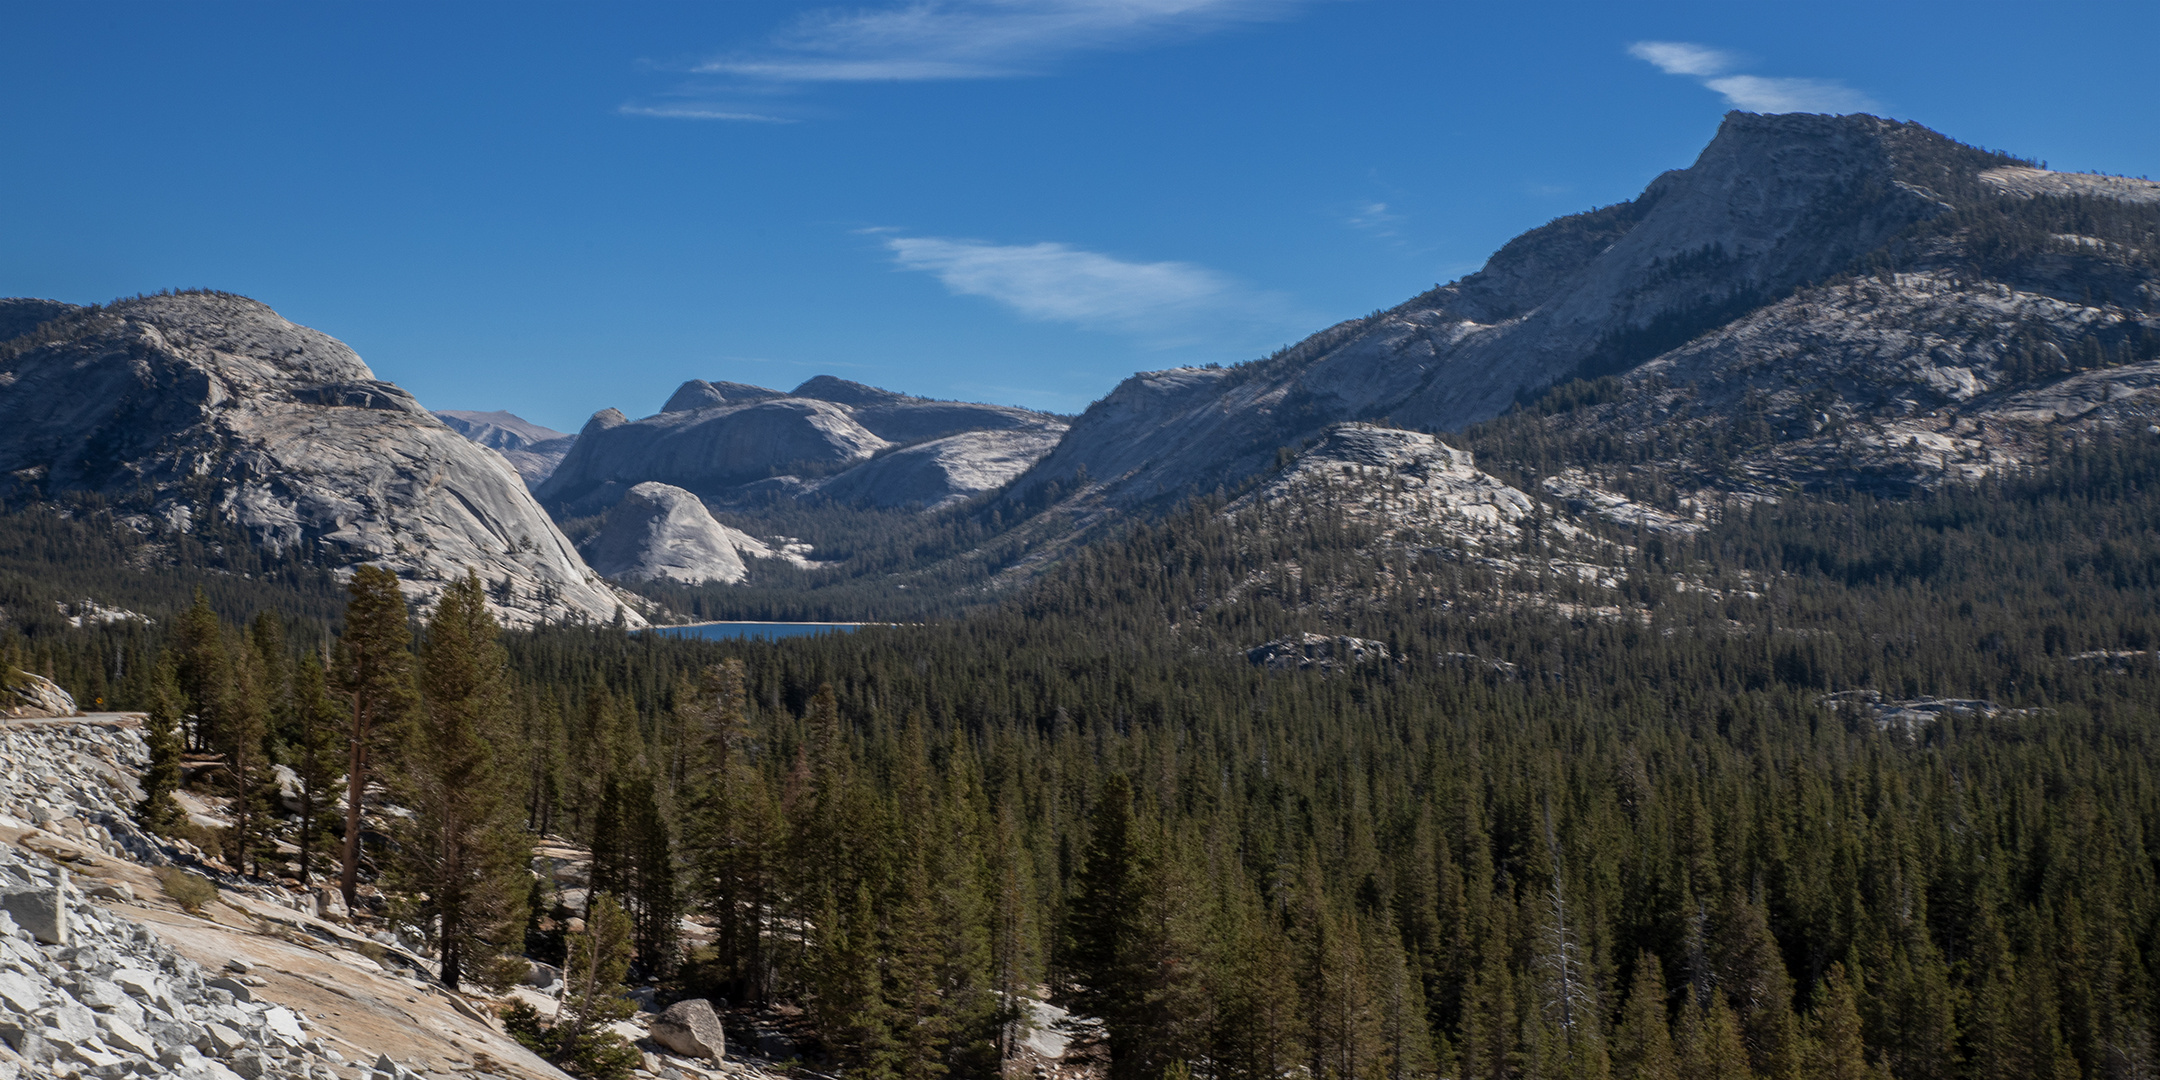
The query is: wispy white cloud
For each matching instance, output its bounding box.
[1630,40,1878,114]
[625,1,1302,120]
[618,105,797,123]
[1346,201,1402,239]
[703,0,1301,84]
[1701,75,1878,114]
[1627,41,1735,77]
[883,234,1297,345]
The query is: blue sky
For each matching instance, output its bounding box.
[5,1,2156,432]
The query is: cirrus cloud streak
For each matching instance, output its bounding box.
[1629,40,1878,114]
[704,0,1302,83]
[883,233,1302,348]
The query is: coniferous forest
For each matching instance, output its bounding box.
[6,425,2160,1080]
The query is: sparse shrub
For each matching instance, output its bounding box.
[500,999,642,1080]
[155,866,219,914]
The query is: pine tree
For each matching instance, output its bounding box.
[815,882,897,1080]
[534,892,642,1079]
[1308,900,1381,1080]
[1713,890,1799,1080]
[396,571,529,991]
[681,660,779,1000]
[291,651,344,885]
[1612,954,1679,1080]
[1057,774,1205,1080]
[1211,890,1307,1080]
[990,794,1038,1064]
[135,659,186,835]
[885,855,957,1080]
[172,588,231,752]
[1059,773,1140,1023]
[1804,965,1872,1080]
[623,773,681,978]
[333,564,418,912]
[1366,907,1438,1080]
[1676,996,1753,1080]
[221,641,273,875]
[1459,898,1518,1080]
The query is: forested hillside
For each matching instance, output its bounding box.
[10,421,2158,1080]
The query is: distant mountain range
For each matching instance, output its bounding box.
[432,410,576,488]
[536,375,1066,516]
[5,111,2154,620]
[1008,112,2159,517]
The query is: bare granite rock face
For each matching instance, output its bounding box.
[812,427,1067,510]
[540,376,1065,515]
[2,671,76,720]
[0,292,639,628]
[1011,112,2156,512]
[433,410,577,488]
[588,482,775,585]
[1241,424,1535,545]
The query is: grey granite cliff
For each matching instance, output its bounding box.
[0,293,638,627]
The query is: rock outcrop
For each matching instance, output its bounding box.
[539,377,1065,515]
[1246,424,1536,544]
[1,672,76,721]
[587,482,789,586]
[1246,633,1391,672]
[1010,113,2160,510]
[434,410,577,488]
[0,293,638,628]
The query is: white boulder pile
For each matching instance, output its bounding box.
[0,841,327,1080]
[0,721,169,868]
[0,721,491,1080]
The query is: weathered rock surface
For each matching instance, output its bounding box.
[1979,166,2160,205]
[660,379,786,413]
[434,410,577,488]
[1010,113,2159,513]
[1212,423,1629,615]
[539,376,1064,514]
[649,998,726,1064]
[813,427,1067,510]
[1246,424,1536,544]
[1247,633,1391,672]
[1,718,579,1079]
[0,293,638,628]
[589,483,763,585]
[433,410,568,453]
[1,671,76,720]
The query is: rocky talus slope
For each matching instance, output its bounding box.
[1,718,791,1080]
[0,294,638,628]
[1011,112,2160,513]
[0,718,568,1080]
[538,377,1066,515]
